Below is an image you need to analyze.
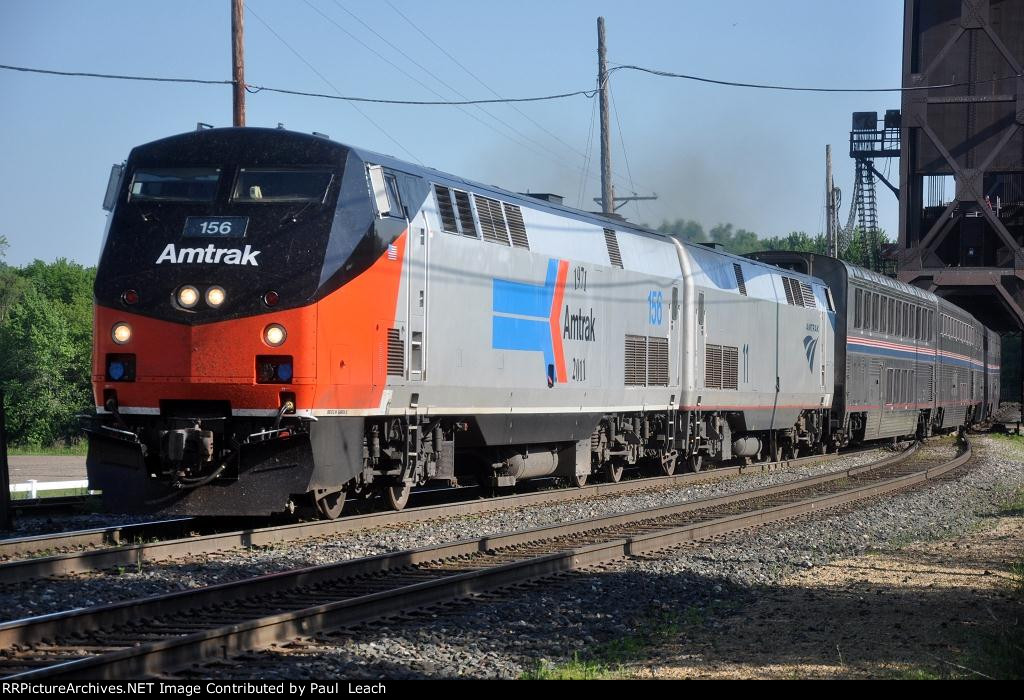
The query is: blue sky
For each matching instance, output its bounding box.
[0,0,904,267]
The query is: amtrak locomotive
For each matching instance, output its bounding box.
[85,127,998,517]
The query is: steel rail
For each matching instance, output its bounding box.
[0,440,951,679]
[0,447,859,582]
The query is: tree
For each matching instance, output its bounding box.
[0,259,96,446]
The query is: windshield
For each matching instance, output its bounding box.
[129,168,220,202]
[232,168,334,203]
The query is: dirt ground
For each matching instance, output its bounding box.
[629,513,1024,679]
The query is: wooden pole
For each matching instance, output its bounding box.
[598,17,614,214]
[826,145,837,257]
[232,0,246,127]
[0,390,12,530]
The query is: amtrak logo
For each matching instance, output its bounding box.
[803,335,818,371]
[491,259,568,386]
[156,243,260,266]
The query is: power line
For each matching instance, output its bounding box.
[382,1,652,199]
[608,63,1019,93]
[329,0,585,175]
[246,4,422,164]
[0,63,233,86]
[609,87,641,220]
[299,0,603,188]
[0,62,595,105]
[4,60,1011,106]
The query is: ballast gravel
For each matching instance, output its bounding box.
[188,434,1024,680]
[2,448,891,620]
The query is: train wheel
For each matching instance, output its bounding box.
[314,489,346,520]
[660,455,677,476]
[385,483,412,511]
[605,462,624,483]
[686,454,703,472]
[571,472,588,488]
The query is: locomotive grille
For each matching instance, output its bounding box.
[647,336,669,386]
[453,190,477,237]
[604,228,623,268]
[475,195,510,245]
[799,281,816,308]
[433,184,458,233]
[504,203,529,249]
[733,263,747,296]
[705,344,723,389]
[386,328,404,376]
[722,345,739,389]
[624,335,647,386]
[781,277,796,305]
[705,344,738,390]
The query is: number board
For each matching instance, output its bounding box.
[183,217,248,238]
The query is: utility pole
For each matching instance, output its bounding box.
[597,17,614,215]
[231,0,246,127]
[0,391,12,531]
[826,145,837,257]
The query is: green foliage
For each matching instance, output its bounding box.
[0,258,96,447]
[654,219,891,270]
[656,219,831,256]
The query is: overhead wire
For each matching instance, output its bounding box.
[300,0,599,183]
[246,4,422,163]
[330,0,573,165]
[577,96,599,209]
[381,0,645,194]
[609,87,642,220]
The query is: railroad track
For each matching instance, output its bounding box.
[0,437,971,680]
[0,448,859,583]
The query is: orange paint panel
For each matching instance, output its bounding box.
[313,232,407,410]
[93,302,317,410]
[93,232,407,413]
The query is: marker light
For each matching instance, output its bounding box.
[177,285,199,309]
[111,322,132,345]
[264,324,287,347]
[121,289,139,306]
[206,286,226,308]
[263,290,279,307]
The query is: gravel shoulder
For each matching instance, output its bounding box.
[631,493,1024,679]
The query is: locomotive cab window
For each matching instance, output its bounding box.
[232,168,333,203]
[129,168,220,202]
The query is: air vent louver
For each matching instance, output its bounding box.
[504,203,529,249]
[733,263,747,296]
[386,328,404,376]
[604,228,623,268]
[624,335,647,386]
[647,336,669,386]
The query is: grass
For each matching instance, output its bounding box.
[521,609,688,680]
[6,442,88,457]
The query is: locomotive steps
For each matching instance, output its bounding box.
[0,438,971,679]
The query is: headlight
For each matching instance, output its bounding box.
[263,324,287,347]
[177,285,199,309]
[111,322,132,345]
[206,286,226,308]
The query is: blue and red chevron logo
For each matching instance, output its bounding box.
[491,259,568,385]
